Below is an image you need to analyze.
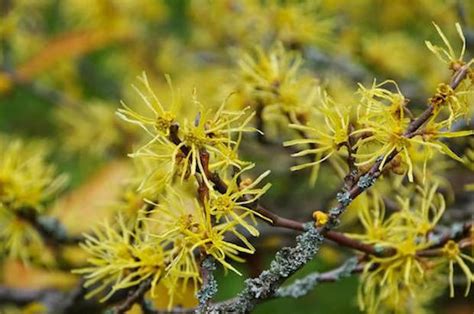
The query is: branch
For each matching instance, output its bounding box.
[250,222,473,302]
[113,278,152,314]
[275,257,363,298]
[0,286,51,306]
[274,229,474,300]
[196,256,218,313]
[417,222,473,257]
[254,205,305,231]
[17,207,83,246]
[428,221,473,248]
[325,230,395,257]
[255,205,393,257]
[209,223,323,312]
[343,123,358,189]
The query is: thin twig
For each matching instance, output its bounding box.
[196,256,217,313]
[16,207,83,246]
[275,257,364,298]
[113,278,152,314]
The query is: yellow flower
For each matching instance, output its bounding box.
[396,182,445,236]
[358,236,429,314]
[142,176,269,276]
[353,80,414,176]
[284,88,350,184]
[356,79,406,121]
[74,216,173,302]
[191,214,256,275]
[353,79,472,182]
[0,204,45,263]
[441,240,474,297]
[425,23,468,69]
[238,43,302,92]
[175,95,255,187]
[128,136,180,196]
[428,81,473,128]
[346,192,397,246]
[424,23,473,126]
[0,136,66,209]
[118,75,256,189]
[0,136,67,263]
[352,183,457,313]
[268,0,332,47]
[116,72,179,138]
[237,43,318,132]
[142,187,204,242]
[141,190,202,293]
[414,116,473,163]
[55,101,127,156]
[209,165,271,236]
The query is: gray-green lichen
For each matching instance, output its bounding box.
[196,257,218,314]
[275,257,359,299]
[357,173,376,189]
[211,226,324,313]
[37,216,69,242]
[336,191,352,207]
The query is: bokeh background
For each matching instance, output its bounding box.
[0,0,473,313]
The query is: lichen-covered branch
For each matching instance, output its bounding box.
[196,257,218,313]
[17,207,83,246]
[210,223,323,312]
[275,257,361,298]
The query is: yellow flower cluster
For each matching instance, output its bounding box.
[350,183,472,313]
[76,74,272,308]
[286,24,473,185]
[0,136,66,262]
[76,167,270,308]
[236,43,319,139]
[144,174,268,275]
[74,216,171,301]
[55,101,132,156]
[0,137,65,209]
[284,88,350,184]
[189,0,332,50]
[117,72,256,194]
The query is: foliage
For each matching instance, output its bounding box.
[0,1,473,314]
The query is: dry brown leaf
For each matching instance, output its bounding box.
[2,260,77,289]
[15,28,128,82]
[51,159,132,234]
